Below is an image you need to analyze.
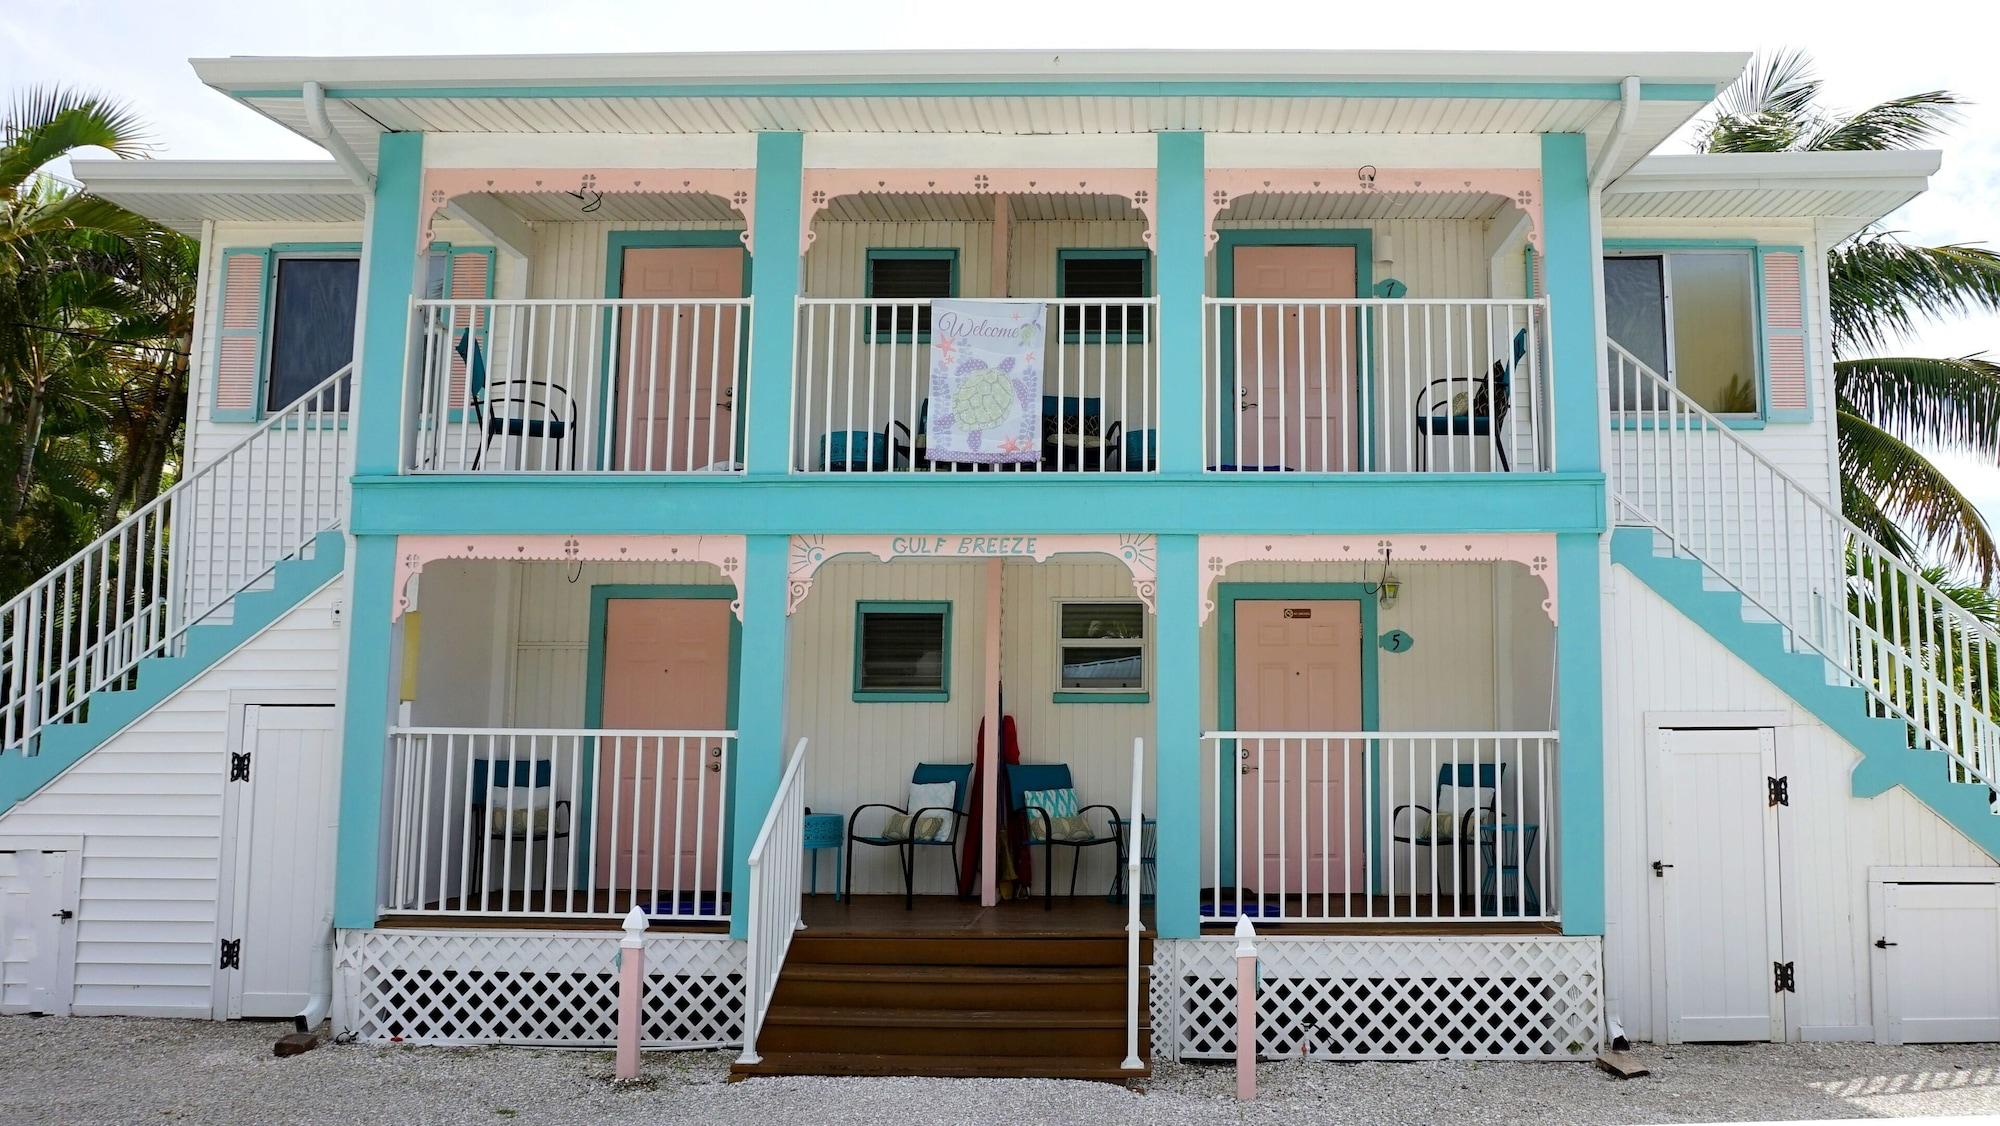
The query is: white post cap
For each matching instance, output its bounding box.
[1234,915,1258,958]
[621,905,649,947]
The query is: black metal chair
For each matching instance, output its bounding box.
[1413,327,1528,471]
[458,334,578,470]
[469,758,571,899]
[1390,762,1505,909]
[1003,761,1123,910]
[846,762,975,909]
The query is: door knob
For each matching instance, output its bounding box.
[1875,938,1898,949]
[1651,860,1673,877]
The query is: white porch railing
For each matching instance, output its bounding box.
[1609,343,2000,791]
[1,364,351,753]
[791,298,1160,474]
[1201,732,1559,924]
[1202,298,1549,474]
[739,736,809,1066]
[406,298,752,474]
[380,727,734,921]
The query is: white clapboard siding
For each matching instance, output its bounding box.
[1603,562,1996,1044]
[0,580,343,1018]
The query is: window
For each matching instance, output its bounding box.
[866,249,957,340]
[1058,249,1150,340]
[1055,601,1146,698]
[265,255,360,412]
[854,602,951,701]
[1606,250,1760,416]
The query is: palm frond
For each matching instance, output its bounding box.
[1804,91,1963,152]
[0,87,150,192]
[1718,49,1821,118]
[1828,231,2000,353]
[1840,407,2000,581]
[1837,356,2000,459]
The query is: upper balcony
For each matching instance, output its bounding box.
[394,165,1557,482]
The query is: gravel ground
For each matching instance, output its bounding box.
[5,1016,2000,1125]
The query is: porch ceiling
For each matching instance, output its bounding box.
[225,92,1713,185]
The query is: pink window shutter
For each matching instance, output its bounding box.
[212,249,271,421]
[1760,250,1810,421]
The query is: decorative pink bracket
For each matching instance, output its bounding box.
[799,168,1156,255]
[787,533,1156,615]
[1197,533,1557,625]
[393,534,746,620]
[419,168,758,254]
[1205,167,1542,254]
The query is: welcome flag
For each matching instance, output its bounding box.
[925,300,1047,464]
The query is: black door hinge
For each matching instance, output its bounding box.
[218,938,241,969]
[1773,961,1795,993]
[1768,775,1790,807]
[228,752,251,782]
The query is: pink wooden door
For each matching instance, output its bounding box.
[616,247,744,471]
[597,598,732,905]
[1233,600,1365,895]
[1233,246,1359,471]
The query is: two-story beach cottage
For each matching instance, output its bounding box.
[2,47,1994,1074]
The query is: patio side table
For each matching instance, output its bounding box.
[1478,823,1539,916]
[1110,815,1156,904]
[802,811,844,899]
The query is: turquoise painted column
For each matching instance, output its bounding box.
[1153,533,1202,937]
[332,535,400,929]
[1555,531,1604,936]
[730,533,792,939]
[1155,132,1206,476]
[1541,133,1607,936]
[1539,133,1600,474]
[354,132,425,475]
[745,132,804,476]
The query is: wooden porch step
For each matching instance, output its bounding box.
[730,1050,1150,1081]
[774,963,1139,1010]
[786,933,1146,967]
[757,1005,1141,1057]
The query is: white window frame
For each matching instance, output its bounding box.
[1052,598,1149,699]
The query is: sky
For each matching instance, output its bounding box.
[6,0,1998,515]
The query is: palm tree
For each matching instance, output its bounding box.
[1695,50,2000,582]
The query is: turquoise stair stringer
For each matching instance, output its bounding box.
[1611,527,2000,862]
[0,531,347,815]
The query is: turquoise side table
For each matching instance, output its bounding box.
[802,811,845,899]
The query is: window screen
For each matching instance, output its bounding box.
[1058,601,1145,691]
[1059,252,1149,338]
[266,256,359,412]
[856,604,950,695]
[867,253,955,338]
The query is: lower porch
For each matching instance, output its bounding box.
[376,534,1565,934]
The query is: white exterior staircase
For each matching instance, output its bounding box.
[1606,342,2000,854]
[0,365,353,764]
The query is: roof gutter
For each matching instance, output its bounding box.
[302,80,374,191]
[1589,76,1643,190]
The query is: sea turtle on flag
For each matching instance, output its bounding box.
[937,355,1022,450]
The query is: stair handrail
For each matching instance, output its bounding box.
[1607,341,2000,790]
[1122,735,1145,1071]
[0,363,353,752]
[738,736,809,1067]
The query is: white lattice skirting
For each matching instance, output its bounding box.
[1158,935,1604,1062]
[335,929,744,1048]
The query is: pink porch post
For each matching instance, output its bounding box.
[615,906,646,1081]
[990,194,1010,297]
[981,558,1002,906]
[1235,916,1258,1100]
